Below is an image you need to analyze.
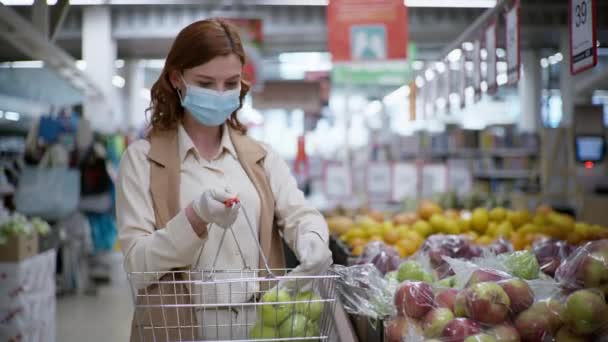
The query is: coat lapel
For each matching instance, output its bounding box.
[147,129,181,229]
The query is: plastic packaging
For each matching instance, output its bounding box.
[532,238,576,277]
[418,234,482,279]
[555,239,608,292]
[355,241,402,275]
[332,264,398,319]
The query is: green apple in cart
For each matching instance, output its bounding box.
[279,314,310,338]
[306,320,320,337]
[295,291,324,321]
[249,321,277,339]
[260,289,293,326]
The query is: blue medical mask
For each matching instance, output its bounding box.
[179,75,241,127]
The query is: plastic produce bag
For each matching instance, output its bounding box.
[354,241,402,275]
[555,239,608,292]
[532,238,576,277]
[332,264,398,319]
[418,234,482,279]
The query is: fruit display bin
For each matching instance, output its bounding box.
[127,269,339,341]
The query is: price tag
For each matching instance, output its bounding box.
[505,0,520,84]
[569,0,597,74]
[447,159,472,195]
[392,163,418,201]
[324,162,352,199]
[367,163,392,200]
[421,163,447,198]
[485,22,497,92]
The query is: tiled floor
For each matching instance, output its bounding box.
[57,284,133,342]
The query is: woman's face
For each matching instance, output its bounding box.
[171,53,242,93]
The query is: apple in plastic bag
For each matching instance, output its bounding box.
[466,282,511,324]
[397,260,434,283]
[466,269,508,287]
[394,281,434,319]
[294,291,323,321]
[554,326,586,342]
[454,289,470,317]
[260,289,293,326]
[423,308,455,338]
[514,300,563,341]
[385,316,408,342]
[499,278,534,314]
[435,288,459,312]
[278,313,309,338]
[464,334,498,342]
[562,289,607,335]
[487,323,520,342]
[442,318,482,342]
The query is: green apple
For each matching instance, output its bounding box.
[260,289,294,326]
[249,321,278,339]
[464,334,497,342]
[278,314,310,338]
[295,291,324,321]
[562,289,607,335]
[397,260,434,283]
[423,308,454,338]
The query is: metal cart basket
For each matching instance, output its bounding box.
[127,200,339,342]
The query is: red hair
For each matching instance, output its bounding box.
[147,18,248,134]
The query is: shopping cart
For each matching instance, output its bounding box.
[127,198,339,342]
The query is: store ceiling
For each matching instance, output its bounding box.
[1,1,606,63]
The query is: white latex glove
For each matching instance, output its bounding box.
[295,233,333,275]
[192,189,240,229]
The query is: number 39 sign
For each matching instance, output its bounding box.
[569,0,597,74]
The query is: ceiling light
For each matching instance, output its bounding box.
[115,59,125,69]
[416,76,425,88]
[112,75,125,88]
[497,74,508,85]
[435,62,446,74]
[447,49,462,63]
[76,60,87,71]
[425,69,435,81]
[4,111,20,121]
[465,61,474,71]
[480,81,488,93]
[496,48,506,58]
[405,0,496,7]
[465,86,475,98]
[412,60,425,70]
[0,60,44,68]
[548,55,558,65]
[449,93,460,103]
[435,98,447,109]
[462,42,474,51]
[480,48,488,60]
[554,53,563,62]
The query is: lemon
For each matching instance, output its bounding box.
[471,208,489,233]
[489,207,507,222]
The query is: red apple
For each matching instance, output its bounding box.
[554,327,586,342]
[454,289,469,317]
[488,324,521,342]
[423,308,455,338]
[466,269,509,287]
[499,278,534,314]
[562,289,607,335]
[394,281,435,319]
[466,282,511,324]
[435,288,459,312]
[442,318,482,342]
[385,316,408,342]
[515,300,563,342]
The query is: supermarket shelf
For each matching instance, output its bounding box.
[479,148,538,158]
[473,169,539,180]
[400,148,539,160]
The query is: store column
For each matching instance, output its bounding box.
[82,5,118,131]
[32,0,49,37]
[560,29,574,127]
[123,59,147,129]
[519,50,542,132]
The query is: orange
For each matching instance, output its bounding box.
[394,245,408,258]
[351,245,365,257]
[349,237,367,249]
[396,239,419,257]
[383,230,400,245]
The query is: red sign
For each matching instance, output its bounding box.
[327,0,408,62]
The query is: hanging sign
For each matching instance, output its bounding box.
[367,162,392,200]
[473,39,481,99]
[392,162,418,201]
[505,0,520,84]
[327,0,408,62]
[569,0,597,74]
[324,162,353,199]
[485,21,497,93]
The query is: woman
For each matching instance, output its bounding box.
[116,19,332,341]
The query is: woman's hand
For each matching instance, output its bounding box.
[191,189,240,229]
[296,233,332,274]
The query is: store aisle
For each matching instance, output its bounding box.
[57,285,132,341]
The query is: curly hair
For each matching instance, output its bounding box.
[147,18,248,134]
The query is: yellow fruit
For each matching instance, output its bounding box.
[443,220,460,235]
[383,230,400,245]
[396,239,418,257]
[351,245,365,256]
[365,225,383,239]
[348,237,367,249]
[368,210,385,223]
[489,207,507,222]
[430,214,447,232]
[327,216,354,235]
[457,218,472,232]
[495,221,514,238]
[465,231,479,240]
[395,245,408,258]
[382,221,395,235]
[413,220,433,237]
[507,210,530,228]
[471,208,489,233]
[566,232,583,245]
[393,212,419,226]
[532,214,547,227]
[418,200,443,220]
[356,216,377,230]
[518,223,539,235]
[476,236,493,245]
[487,222,499,237]
[444,209,461,220]
[368,235,384,242]
[396,225,409,238]
[547,212,575,232]
[347,227,365,240]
